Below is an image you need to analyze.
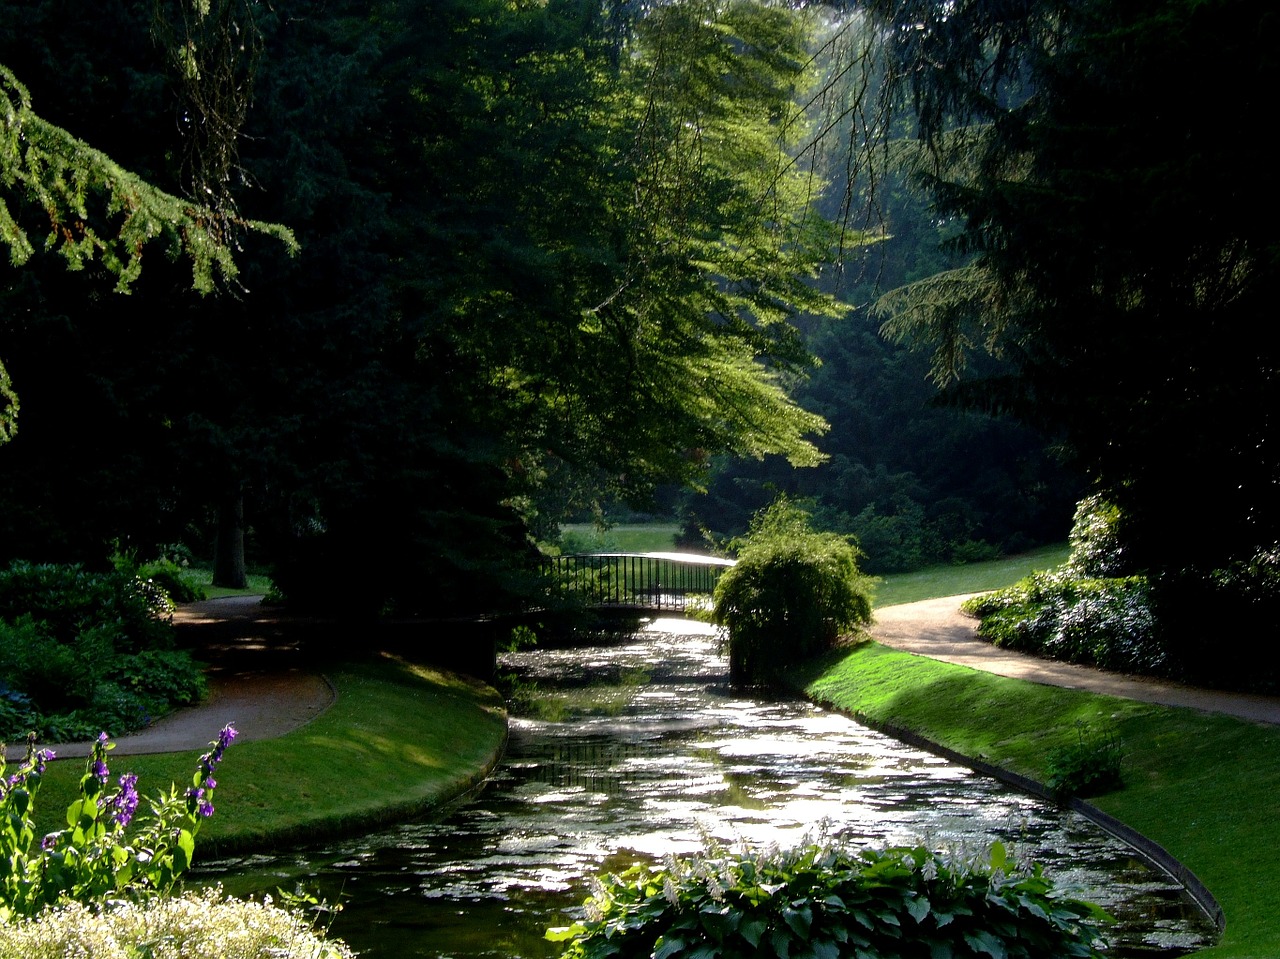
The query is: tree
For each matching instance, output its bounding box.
[860,0,1280,670]
[0,60,293,444]
[1,1,852,625]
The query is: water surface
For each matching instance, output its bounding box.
[200,620,1214,957]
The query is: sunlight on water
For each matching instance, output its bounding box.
[198,619,1215,959]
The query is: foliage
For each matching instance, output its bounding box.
[1045,723,1123,801]
[0,885,353,959]
[0,563,204,740]
[863,0,1280,636]
[713,499,872,685]
[1064,496,1129,579]
[0,63,293,294]
[546,839,1108,959]
[961,571,1166,676]
[0,725,235,922]
[959,496,1168,676]
[0,561,173,652]
[1,0,855,621]
[136,557,207,604]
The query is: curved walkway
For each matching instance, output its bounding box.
[4,596,335,762]
[871,594,1280,725]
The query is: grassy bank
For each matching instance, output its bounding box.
[801,550,1278,959]
[31,654,508,856]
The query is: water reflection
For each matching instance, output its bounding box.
[198,619,1214,958]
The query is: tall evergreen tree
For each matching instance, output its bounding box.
[863,0,1280,677]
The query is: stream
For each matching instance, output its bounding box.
[198,619,1216,958]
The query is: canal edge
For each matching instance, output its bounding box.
[810,701,1226,935]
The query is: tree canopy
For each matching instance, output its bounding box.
[0,0,851,619]
[862,0,1280,651]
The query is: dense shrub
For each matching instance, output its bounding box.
[0,562,204,740]
[0,562,173,653]
[959,496,1169,677]
[547,840,1108,959]
[136,556,207,604]
[1064,496,1131,578]
[961,571,1167,675]
[713,500,872,685]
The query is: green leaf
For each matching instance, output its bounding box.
[906,895,931,924]
[963,930,1008,959]
[809,939,839,959]
[655,936,685,959]
[739,917,768,948]
[545,925,584,942]
[988,842,1008,873]
[782,904,813,939]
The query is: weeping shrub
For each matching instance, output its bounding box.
[713,499,872,685]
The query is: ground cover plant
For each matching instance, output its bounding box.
[547,839,1107,959]
[959,498,1175,677]
[0,562,204,741]
[0,886,354,959]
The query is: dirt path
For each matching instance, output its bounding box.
[871,594,1280,725]
[4,596,336,762]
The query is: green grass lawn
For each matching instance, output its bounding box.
[803,547,1277,959]
[559,521,681,553]
[30,654,507,857]
[182,567,276,600]
[868,542,1071,607]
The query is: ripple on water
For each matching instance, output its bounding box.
[196,623,1217,959]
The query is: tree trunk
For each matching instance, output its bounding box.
[212,486,248,589]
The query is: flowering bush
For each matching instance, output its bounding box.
[547,840,1109,959]
[0,885,354,959]
[962,570,1168,676]
[0,724,235,922]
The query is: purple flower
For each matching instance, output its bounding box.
[110,773,139,827]
[92,759,110,783]
[198,799,215,817]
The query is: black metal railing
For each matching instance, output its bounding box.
[541,552,735,613]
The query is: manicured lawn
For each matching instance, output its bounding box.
[559,521,681,553]
[869,542,1071,607]
[30,654,508,857]
[800,549,1279,959]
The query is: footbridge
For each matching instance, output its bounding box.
[541,552,735,615]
